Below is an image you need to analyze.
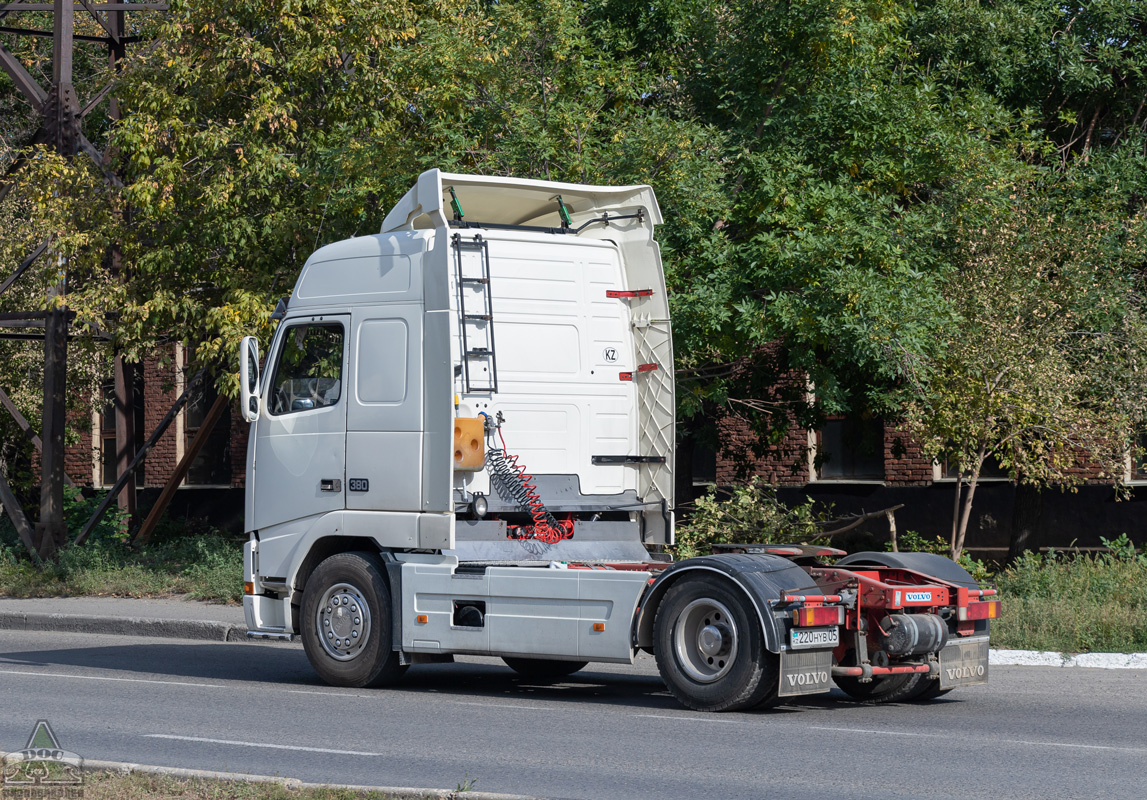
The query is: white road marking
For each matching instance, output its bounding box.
[809,726,1147,753]
[0,668,222,689]
[810,726,926,737]
[287,689,375,699]
[1,668,376,699]
[633,713,756,724]
[144,734,382,756]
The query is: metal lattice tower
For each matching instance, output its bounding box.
[0,1,165,558]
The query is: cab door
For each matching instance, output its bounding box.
[251,315,349,531]
[344,304,423,512]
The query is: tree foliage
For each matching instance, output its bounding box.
[673,480,830,559]
[2,0,1147,541]
[906,179,1147,557]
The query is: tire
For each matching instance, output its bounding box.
[899,675,953,701]
[300,551,407,688]
[834,648,920,704]
[502,657,589,679]
[835,673,916,703]
[653,574,779,712]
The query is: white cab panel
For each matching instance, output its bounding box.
[345,431,422,512]
[346,303,424,513]
[347,304,422,434]
[454,235,639,495]
[293,232,426,308]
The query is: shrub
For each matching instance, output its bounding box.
[0,500,243,603]
[991,537,1147,653]
[64,486,130,543]
[673,480,832,559]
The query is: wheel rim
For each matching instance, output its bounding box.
[316,582,371,661]
[673,597,738,683]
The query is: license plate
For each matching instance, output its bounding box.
[938,636,990,689]
[789,627,839,650]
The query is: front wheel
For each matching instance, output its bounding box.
[653,575,780,712]
[300,552,407,688]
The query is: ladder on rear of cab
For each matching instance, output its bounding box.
[452,233,499,394]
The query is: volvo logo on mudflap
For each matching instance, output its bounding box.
[779,649,834,697]
[946,664,986,680]
[938,639,990,689]
[786,671,830,688]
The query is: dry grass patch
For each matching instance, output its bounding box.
[80,771,446,800]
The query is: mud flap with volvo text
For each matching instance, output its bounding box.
[778,648,834,697]
[938,635,990,690]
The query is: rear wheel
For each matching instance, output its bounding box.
[301,552,407,688]
[900,675,952,701]
[834,648,923,704]
[834,673,915,703]
[502,657,588,678]
[654,575,779,712]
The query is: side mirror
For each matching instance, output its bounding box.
[240,336,260,423]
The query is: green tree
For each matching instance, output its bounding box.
[603,0,1027,470]
[905,179,1147,559]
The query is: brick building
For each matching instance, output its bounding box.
[64,344,248,530]
[66,344,1146,548]
[696,414,1147,554]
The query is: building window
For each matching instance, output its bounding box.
[940,452,1009,480]
[98,381,117,487]
[184,370,232,486]
[816,417,884,480]
[692,439,717,486]
[96,370,145,488]
[1132,433,1147,481]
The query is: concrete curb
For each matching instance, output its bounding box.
[990,649,1147,669]
[82,757,540,799]
[0,611,249,642]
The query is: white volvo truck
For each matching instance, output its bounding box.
[239,170,996,712]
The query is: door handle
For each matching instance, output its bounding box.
[320,479,342,493]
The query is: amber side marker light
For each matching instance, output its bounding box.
[243,582,255,595]
[592,623,606,632]
[416,614,428,624]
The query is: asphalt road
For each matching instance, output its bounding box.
[1,629,1144,800]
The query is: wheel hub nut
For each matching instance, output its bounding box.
[698,624,725,657]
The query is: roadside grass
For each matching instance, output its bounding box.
[0,492,243,603]
[990,543,1147,653]
[0,532,243,603]
[81,771,445,800]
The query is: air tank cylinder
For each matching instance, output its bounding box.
[877,614,948,656]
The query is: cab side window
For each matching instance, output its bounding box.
[269,323,344,415]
